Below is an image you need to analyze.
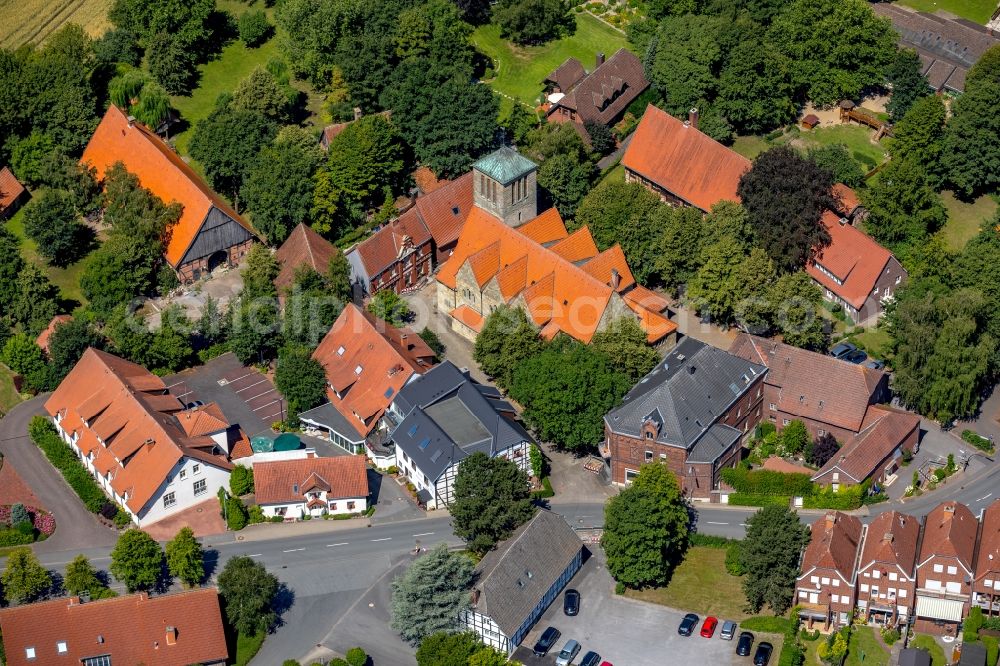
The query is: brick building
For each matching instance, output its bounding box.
[796,512,863,629]
[856,511,920,626]
[914,501,978,636]
[602,337,766,500]
[973,499,1000,617]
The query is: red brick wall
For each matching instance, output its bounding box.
[177,238,255,283]
[369,242,434,294]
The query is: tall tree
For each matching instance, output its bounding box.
[241,244,280,300]
[1,548,51,604]
[645,14,725,116]
[473,306,544,389]
[21,188,89,267]
[217,556,280,636]
[885,48,930,122]
[146,32,197,95]
[716,39,797,134]
[324,114,408,210]
[165,526,205,588]
[591,317,659,382]
[602,464,689,588]
[367,290,413,327]
[737,147,835,273]
[451,453,535,554]
[656,206,707,292]
[8,265,60,338]
[230,66,292,123]
[888,94,946,184]
[740,505,810,614]
[942,44,1000,198]
[862,156,946,252]
[229,297,281,365]
[390,543,474,645]
[767,271,827,351]
[807,144,866,190]
[274,344,328,419]
[283,265,345,347]
[48,316,104,380]
[494,0,574,46]
[64,554,115,599]
[190,105,278,209]
[110,529,165,593]
[688,240,775,325]
[243,129,322,245]
[536,153,593,219]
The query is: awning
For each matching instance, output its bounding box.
[915,595,964,622]
[416,488,433,505]
[798,609,829,620]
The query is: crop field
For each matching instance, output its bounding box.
[0,0,111,49]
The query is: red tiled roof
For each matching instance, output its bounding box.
[0,166,26,213]
[81,106,257,268]
[814,407,920,483]
[253,455,368,505]
[579,245,637,292]
[859,510,920,577]
[919,501,978,572]
[729,334,885,432]
[469,240,502,286]
[516,208,570,245]
[832,183,862,217]
[806,211,894,310]
[413,165,447,195]
[450,305,484,333]
[621,285,671,314]
[354,209,432,277]
[35,314,72,355]
[175,403,229,437]
[274,223,340,292]
[801,512,863,580]
[976,499,1000,581]
[229,430,253,460]
[44,349,233,514]
[550,226,600,263]
[0,589,227,666]
[312,304,436,438]
[622,104,751,212]
[412,171,474,250]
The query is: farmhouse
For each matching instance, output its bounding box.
[252,454,369,519]
[0,166,27,220]
[81,105,258,283]
[273,222,341,295]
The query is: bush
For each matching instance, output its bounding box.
[881,627,900,646]
[689,533,736,548]
[983,616,1000,632]
[800,629,821,641]
[114,510,132,529]
[10,503,29,527]
[802,484,865,510]
[0,528,35,546]
[28,417,112,515]
[386,465,399,475]
[727,493,791,507]
[981,635,999,666]
[721,468,813,496]
[247,505,265,524]
[726,542,745,575]
[962,429,994,452]
[345,647,368,666]
[238,10,272,47]
[227,497,248,531]
[966,606,986,641]
[230,465,254,496]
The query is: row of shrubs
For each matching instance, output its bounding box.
[962,429,994,453]
[28,417,116,517]
[721,467,814,496]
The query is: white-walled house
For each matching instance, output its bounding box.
[387,361,533,509]
[253,454,369,519]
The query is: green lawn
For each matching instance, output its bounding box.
[600,162,625,184]
[896,0,997,24]
[471,13,629,106]
[845,626,889,666]
[0,364,23,414]
[938,190,998,251]
[625,546,751,620]
[4,207,90,308]
[784,125,889,172]
[232,631,265,666]
[732,135,771,160]
[910,635,947,666]
[850,327,893,360]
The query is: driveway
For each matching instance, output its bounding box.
[0,396,117,552]
[515,551,749,666]
[402,282,487,383]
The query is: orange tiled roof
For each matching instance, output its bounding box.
[81,105,256,268]
[354,209,433,277]
[801,512,863,580]
[496,255,529,301]
[622,284,671,313]
[806,211,894,310]
[832,183,862,217]
[312,304,436,439]
[469,240,502,286]
[451,305,485,333]
[550,226,600,263]
[253,455,368,505]
[516,208,570,245]
[44,349,233,514]
[0,166,25,212]
[622,104,750,212]
[35,314,72,355]
[274,223,340,292]
[580,245,637,292]
[176,403,229,437]
[919,501,978,572]
[0,589,227,666]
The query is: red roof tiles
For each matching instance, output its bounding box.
[254,455,368,505]
[919,501,978,572]
[622,104,751,212]
[35,314,72,355]
[0,589,227,666]
[0,166,26,214]
[801,512,863,581]
[976,499,1000,583]
[814,407,920,483]
[859,510,920,577]
[451,305,485,333]
[355,209,433,278]
[412,171,474,250]
[274,223,340,292]
[553,49,650,126]
[806,211,894,310]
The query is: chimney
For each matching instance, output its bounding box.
[839,217,848,226]
[944,503,956,515]
[687,365,696,375]
[609,268,621,290]
[127,115,136,128]
[596,52,605,67]
[67,596,81,607]
[353,107,363,121]
[825,512,837,528]
[883,532,894,543]
[689,108,699,129]
[165,626,177,646]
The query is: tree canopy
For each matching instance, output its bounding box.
[274,344,328,420]
[494,0,575,46]
[218,556,281,636]
[451,452,535,554]
[740,505,810,614]
[165,526,205,588]
[110,529,165,593]
[942,44,1000,198]
[391,543,474,645]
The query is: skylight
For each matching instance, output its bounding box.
[384,387,394,399]
[430,449,443,463]
[408,424,419,436]
[337,346,346,356]
[355,365,363,375]
[419,437,431,450]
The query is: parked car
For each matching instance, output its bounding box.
[736,631,755,656]
[555,639,581,666]
[600,662,613,666]
[533,627,561,657]
[865,359,885,370]
[754,642,774,665]
[829,342,856,358]
[700,616,718,638]
[721,620,737,640]
[580,652,601,666]
[844,349,868,364]
[678,613,699,636]
[564,589,580,616]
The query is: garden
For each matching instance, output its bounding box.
[0,503,56,550]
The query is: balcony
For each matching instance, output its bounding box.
[916,587,969,602]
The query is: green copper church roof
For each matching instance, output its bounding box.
[472,146,537,185]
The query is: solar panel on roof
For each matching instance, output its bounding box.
[430,449,443,463]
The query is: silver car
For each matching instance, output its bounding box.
[720,620,737,640]
[555,639,582,666]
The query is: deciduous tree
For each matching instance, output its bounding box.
[165,526,205,587]
[243,129,322,245]
[110,529,164,593]
[886,48,930,122]
[473,306,543,389]
[807,432,839,467]
[22,188,89,267]
[767,271,827,350]
[415,632,482,666]
[861,156,946,252]
[452,453,535,554]
[645,14,724,116]
[1,548,51,604]
[942,44,1000,198]
[591,317,659,382]
[716,39,797,134]
[230,66,291,123]
[323,114,408,210]
[494,0,574,46]
[808,144,865,190]
[888,94,946,184]
[274,344,328,419]
[740,505,810,613]
[190,105,278,208]
[391,544,474,645]
[64,554,115,599]
[217,555,280,636]
[367,290,412,327]
[48,316,104,380]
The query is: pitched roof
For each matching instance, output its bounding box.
[471,509,581,638]
[606,337,767,449]
[859,510,920,577]
[919,501,978,572]
[354,209,433,277]
[729,334,886,432]
[412,171,474,249]
[311,304,436,439]
[550,226,600,263]
[0,589,227,666]
[175,402,229,437]
[0,166,26,212]
[515,207,569,245]
[832,183,862,218]
[554,49,650,126]
[35,314,73,355]
[253,454,368,504]
[813,407,920,483]
[81,105,257,268]
[976,499,1000,579]
[545,57,587,92]
[806,212,896,310]
[44,349,233,514]
[274,223,340,292]
[801,512,863,581]
[622,104,751,212]
[473,146,537,186]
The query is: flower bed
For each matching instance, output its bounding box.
[0,503,56,545]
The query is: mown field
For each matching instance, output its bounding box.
[0,0,111,48]
[896,0,997,24]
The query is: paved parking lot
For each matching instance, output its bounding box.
[514,552,749,666]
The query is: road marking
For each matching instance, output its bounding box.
[705,521,728,525]
[412,532,435,537]
[371,537,392,542]
[978,493,994,502]
[327,543,349,547]
[282,548,305,553]
[740,524,748,527]
[249,553,263,557]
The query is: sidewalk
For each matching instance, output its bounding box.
[230,516,372,543]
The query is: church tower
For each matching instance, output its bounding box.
[471,146,538,227]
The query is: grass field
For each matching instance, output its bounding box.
[732,136,771,160]
[4,208,90,308]
[0,364,23,415]
[625,546,751,620]
[896,0,997,24]
[0,0,111,48]
[938,190,998,251]
[851,327,893,360]
[845,626,889,666]
[909,635,946,666]
[782,125,890,172]
[472,13,629,106]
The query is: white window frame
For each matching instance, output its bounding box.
[193,479,207,496]
[163,492,176,508]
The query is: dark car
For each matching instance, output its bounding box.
[678,613,699,636]
[580,652,601,666]
[736,631,755,656]
[533,627,561,657]
[753,642,774,666]
[829,342,856,358]
[844,349,868,364]
[564,589,580,616]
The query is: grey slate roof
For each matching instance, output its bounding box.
[390,361,534,481]
[605,337,767,451]
[899,649,932,666]
[299,402,365,443]
[473,146,537,185]
[472,509,581,638]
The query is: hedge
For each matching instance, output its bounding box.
[802,484,865,510]
[721,467,813,496]
[0,528,35,547]
[981,635,999,666]
[962,429,994,453]
[689,533,737,548]
[28,416,114,515]
[728,493,791,507]
[530,476,554,500]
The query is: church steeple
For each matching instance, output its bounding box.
[471,146,538,227]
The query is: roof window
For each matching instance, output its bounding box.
[384,387,394,399]
[25,647,36,660]
[419,437,431,450]
[57,641,68,654]
[355,365,363,375]
[337,346,346,356]
[408,424,419,436]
